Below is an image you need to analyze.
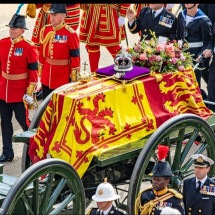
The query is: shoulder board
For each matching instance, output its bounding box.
[115,207,128,214]
[168,188,183,199]
[86,207,93,215]
[23,38,34,46]
[65,25,75,33]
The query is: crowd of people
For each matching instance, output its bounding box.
[0,3,215,214]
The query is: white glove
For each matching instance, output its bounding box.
[23,94,34,105]
[118,16,125,27]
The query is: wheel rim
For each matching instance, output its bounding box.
[1,159,86,215]
[128,113,215,215]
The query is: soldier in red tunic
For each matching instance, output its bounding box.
[0,6,38,162]
[27,3,80,52]
[79,4,130,73]
[39,4,80,99]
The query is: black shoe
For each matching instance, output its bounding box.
[0,154,14,162]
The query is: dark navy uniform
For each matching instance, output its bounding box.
[183,177,215,215]
[207,21,215,112]
[135,187,185,215]
[87,205,128,215]
[128,6,177,41]
[177,8,212,88]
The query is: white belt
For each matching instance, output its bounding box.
[188,42,203,48]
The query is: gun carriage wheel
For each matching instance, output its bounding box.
[127,113,215,215]
[0,158,85,215]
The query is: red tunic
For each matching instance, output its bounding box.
[32,4,80,49]
[39,23,80,89]
[0,36,38,103]
[79,4,130,46]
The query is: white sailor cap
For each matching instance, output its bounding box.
[191,154,214,167]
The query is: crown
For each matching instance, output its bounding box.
[114,48,133,72]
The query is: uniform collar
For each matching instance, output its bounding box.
[196,175,207,185]
[153,7,163,17]
[11,35,24,44]
[153,187,168,196]
[102,204,112,215]
[53,22,65,31]
[182,8,207,21]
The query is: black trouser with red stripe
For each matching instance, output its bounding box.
[0,99,28,158]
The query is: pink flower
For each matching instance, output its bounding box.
[134,44,142,52]
[156,55,162,61]
[178,65,185,71]
[149,54,157,63]
[139,53,148,61]
[165,44,175,57]
[171,58,178,64]
[180,54,186,61]
[156,44,165,52]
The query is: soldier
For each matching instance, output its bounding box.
[86,178,128,215]
[79,4,130,73]
[27,3,80,52]
[135,145,185,215]
[183,154,215,214]
[39,4,80,99]
[0,5,38,162]
[177,4,212,97]
[126,4,177,42]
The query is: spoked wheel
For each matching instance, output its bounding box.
[128,113,215,215]
[1,159,86,215]
[22,83,76,172]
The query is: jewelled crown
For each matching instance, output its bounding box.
[114,48,133,72]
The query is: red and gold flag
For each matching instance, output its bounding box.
[29,68,212,177]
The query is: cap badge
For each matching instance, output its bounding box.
[98,189,103,195]
[196,156,204,163]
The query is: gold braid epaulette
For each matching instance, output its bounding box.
[65,25,75,34]
[168,188,183,199]
[135,187,153,215]
[40,26,55,58]
[86,208,93,215]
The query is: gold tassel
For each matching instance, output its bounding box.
[26,82,37,96]
[40,30,55,58]
[38,63,43,77]
[26,4,36,18]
